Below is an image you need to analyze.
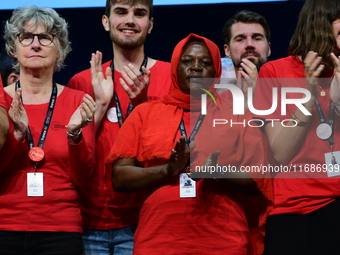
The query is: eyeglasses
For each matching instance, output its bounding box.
[16,32,56,46]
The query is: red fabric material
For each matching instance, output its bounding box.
[162,33,222,110]
[106,99,272,255]
[0,85,6,109]
[106,34,273,255]
[0,87,95,233]
[67,60,173,229]
[254,56,340,215]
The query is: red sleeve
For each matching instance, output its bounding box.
[0,92,22,171]
[0,131,27,173]
[67,91,96,187]
[67,70,95,98]
[234,111,274,255]
[68,62,112,99]
[68,121,95,187]
[106,104,144,163]
[253,63,284,120]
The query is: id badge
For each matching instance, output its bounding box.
[324,151,340,177]
[107,107,118,123]
[27,172,44,196]
[179,173,196,198]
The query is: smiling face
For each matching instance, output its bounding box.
[224,22,271,71]
[14,21,59,73]
[177,40,216,94]
[102,2,153,50]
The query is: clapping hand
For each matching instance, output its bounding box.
[330,53,340,104]
[120,64,151,108]
[166,137,194,177]
[303,51,325,98]
[66,94,96,135]
[90,51,113,129]
[9,88,28,141]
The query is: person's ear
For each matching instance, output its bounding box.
[224,44,231,59]
[102,15,110,32]
[267,42,272,57]
[148,17,154,34]
[7,73,20,86]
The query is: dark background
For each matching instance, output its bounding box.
[0,1,305,85]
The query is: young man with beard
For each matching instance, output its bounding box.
[67,0,173,254]
[221,10,271,101]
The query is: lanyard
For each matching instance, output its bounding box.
[315,99,335,147]
[15,81,57,168]
[179,113,205,147]
[111,55,148,127]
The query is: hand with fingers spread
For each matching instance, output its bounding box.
[166,136,192,177]
[90,51,113,128]
[66,94,96,140]
[330,53,340,104]
[120,64,151,108]
[8,88,28,141]
[304,51,325,98]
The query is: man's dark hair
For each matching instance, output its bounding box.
[222,10,270,45]
[0,51,18,87]
[105,0,153,19]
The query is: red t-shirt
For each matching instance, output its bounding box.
[67,60,173,229]
[254,56,340,215]
[0,86,95,232]
[106,98,272,255]
[132,111,249,255]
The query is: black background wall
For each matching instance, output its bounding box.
[0,1,305,85]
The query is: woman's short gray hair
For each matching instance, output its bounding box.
[4,5,72,72]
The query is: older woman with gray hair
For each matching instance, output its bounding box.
[0,6,96,254]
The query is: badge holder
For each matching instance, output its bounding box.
[16,80,56,197]
[27,171,44,196]
[179,173,196,198]
[325,147,340,177]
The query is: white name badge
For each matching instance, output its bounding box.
[107,107,118,123]
[27,172,44,197]
[179,173,196,198]
[324,151,340,177]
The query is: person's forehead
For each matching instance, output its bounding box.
[111,2,150,12]
[231,22,265,36]
[183,41,208,53]
[23,21,47,31]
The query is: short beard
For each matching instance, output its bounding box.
[232,50,267,71]
[110,29,147,50]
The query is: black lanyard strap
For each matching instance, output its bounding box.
[179,113,205,147]
[15,80,57,150]
[111,55,148,127]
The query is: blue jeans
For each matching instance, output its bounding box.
[82,225,137,255]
